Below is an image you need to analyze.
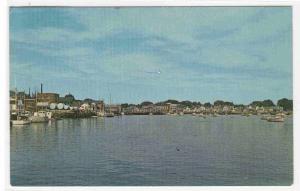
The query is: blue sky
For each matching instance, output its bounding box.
[10,7,292,104]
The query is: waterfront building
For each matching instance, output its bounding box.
[34,93,59,111]
[123,106,139,114]
[90,103,97,111]
[200,106,206,112]
[24,99,36,112]
[96,100,105,113]
[141,105,154,113]
[10,91,27,112]
[151,105,169,114]
[166,103,178,113]
[10,97,17,112]
[80,103,90,111]
[37,93,59,104]
[105,104,122,114]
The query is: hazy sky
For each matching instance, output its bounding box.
[10,7,292,104]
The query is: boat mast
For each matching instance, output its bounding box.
[109,93,112,113]
[15,88,19,116]
[35,89,37,112]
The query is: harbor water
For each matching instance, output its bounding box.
[10,115,293,186]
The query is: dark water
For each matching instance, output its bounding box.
[10,115,293,186]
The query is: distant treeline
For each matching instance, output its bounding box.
[120,98,293,111]
[54,93,292,111]
[12,89,293,111]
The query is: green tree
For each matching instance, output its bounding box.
[250,101,263,107]
[262,99,275,107]
[164,99,179,104]
[235,104,245,108]
[214,100,224,106]
[140,101,153,106]
[204,102,212,107]
[277,98,293,111]
[224,101,234,106]
[121,103,129,108]
[180,100,193,107]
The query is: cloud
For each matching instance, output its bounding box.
[10,7,292,103]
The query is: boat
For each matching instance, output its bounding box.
[179,112,184,116]
[242,113,251,117]
[11,116,31,126]
[198,113,206,118]
[29,111,49,123]
[267,116,284,122]
[192,113,197,116]
[105,112,114,117]
[11,119,31,126]
[276,113,286,118]
[261,115,271,120]
[97,111,105,117]
[105,93,115,117]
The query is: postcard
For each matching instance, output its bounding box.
[8,2,294,188]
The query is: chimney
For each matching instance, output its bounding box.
[41,83,43,94]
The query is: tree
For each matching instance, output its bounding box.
[214,100,224,106]
[277,98,293,111]
[121,103,129,108]
[180,100,193,107]
[164,99,179,104]
[250,101,263,107]
[262,99,275,107]
[192,101,202,106]
[83,98,95,104]
[213,100,233,106]
[140,101,153,106]
[224,101,234,106]
[235,104,245,108]
[64,94,75,105]
[204,102,212,107]
[250,100,274,107]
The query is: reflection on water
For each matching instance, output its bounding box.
[11,115,293,186]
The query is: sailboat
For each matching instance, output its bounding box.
[105,93,114,117]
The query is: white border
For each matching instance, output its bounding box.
[0,1,9,191]
[7,0,298,7]
[1,1,299,191]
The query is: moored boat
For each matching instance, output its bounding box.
[267,116,284,122]
[97,112,105,117]
[11,116,31,126]
[261,115,271,120]
[212,113,218,117]
[105,112,114,117]
[198,113,206,118]
[29,111,49,123]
